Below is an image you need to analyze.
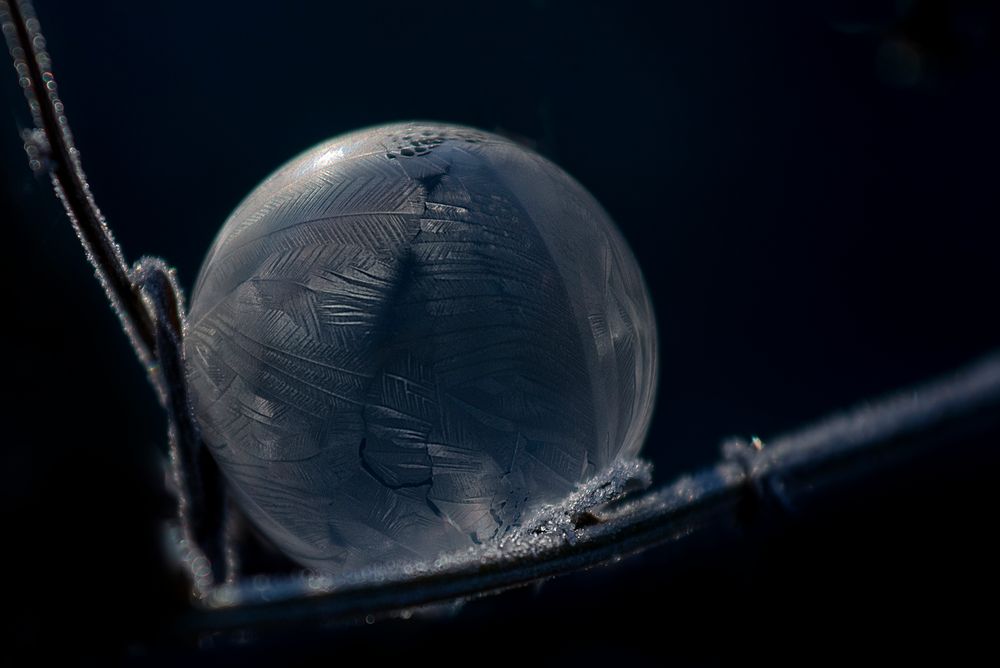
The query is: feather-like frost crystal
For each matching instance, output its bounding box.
[185,123,658,571]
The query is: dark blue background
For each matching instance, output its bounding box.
[2,0,998,663]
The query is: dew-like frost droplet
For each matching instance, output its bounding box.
[184,122,658,572]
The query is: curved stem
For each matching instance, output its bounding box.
[2,0,229,587]
[2,0,156,359]
[136,258,229,587]
[183,350,1000,633]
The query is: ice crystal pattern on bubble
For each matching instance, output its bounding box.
[184,123,658,572]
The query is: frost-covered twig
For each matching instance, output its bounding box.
[180,351,1000,634]
[1,0,228,583]
[1,0,157,360]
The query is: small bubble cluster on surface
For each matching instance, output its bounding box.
[384,126,488,159]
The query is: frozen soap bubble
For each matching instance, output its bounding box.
[184,122,658,572]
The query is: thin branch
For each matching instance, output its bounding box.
[2,0,229,585]
[179,350,1000,634]
[135,258,230,586]
[1,0,156,359]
